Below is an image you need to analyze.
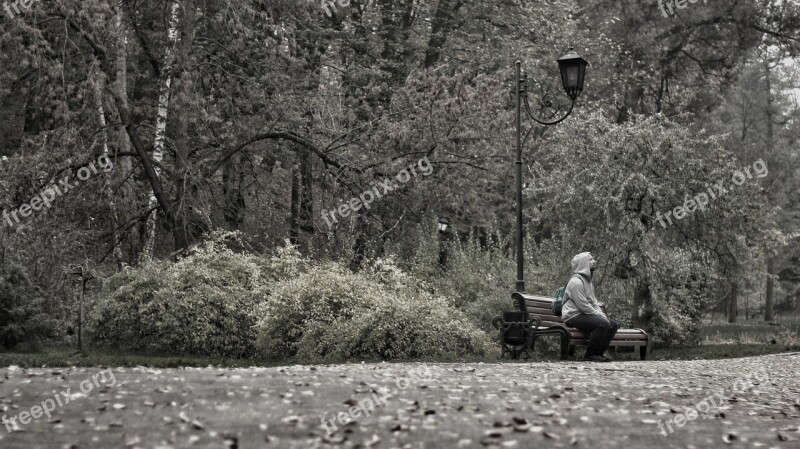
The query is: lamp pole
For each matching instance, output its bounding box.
[512,49,588,294]
[514,61,525,293]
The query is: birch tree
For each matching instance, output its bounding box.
[142,1,181,259]
[90,61,124,268]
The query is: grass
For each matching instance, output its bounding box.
[0,344,499,369]
[523,334,800,362]
[2,316,799,368]
[0,344,286,369]
[700,314,800,345]
[2,344,798,367]
[649,343,800,360]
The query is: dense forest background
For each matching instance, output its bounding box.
[1,0,799,358]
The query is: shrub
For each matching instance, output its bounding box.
[88,233,270,357]
[412,228,566,334]
[255,258,493,361]
[0,257,54,349]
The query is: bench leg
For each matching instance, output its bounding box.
[568,345,576,358]
[559,330,570,360]
[639,345,647,360]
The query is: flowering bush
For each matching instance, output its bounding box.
[88,233,269,357]
[255,258,493,361]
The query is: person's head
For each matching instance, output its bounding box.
[571,252,597,277]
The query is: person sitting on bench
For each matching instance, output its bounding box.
[561,252,618,362]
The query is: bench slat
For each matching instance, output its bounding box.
[569,331,647,341]
[526,306,557,314]
[526,311,564,323]
[539,320,565,328]
[569,340,646,347]
[525,300,553,308]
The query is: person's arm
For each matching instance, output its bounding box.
[594,299,607,314]
[567,279,604,316]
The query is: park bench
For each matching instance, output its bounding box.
[512,292,650,360]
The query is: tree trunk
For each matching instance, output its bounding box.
[172,0,197,254]
[631,281,653,333]
[745,281,749,320]
[616,85,644,124]
[222,153,245,228]
[728,281,738,323]
[289,158,301,245]
[142,0,180,260]
[423,0,464,68]
[299,145,314,247]
[349,210,369,272]
[762,56,776,322]
[766,257,775,321]
[115,6,140,262]
[90,63,124,270]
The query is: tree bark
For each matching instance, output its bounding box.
[423,0,464,68]
[762,56,776,322]
[766,257,776,321]
[171,0,197,254]
[289,157,301,245]
[90,62,124,269]
[728,281,738,323]
[349,209,369,272]
[299,145,314,243]
[616,85,644,124]
[631,281,653,333]
[115,5,140,262]
[142,0,180,259]
[222,153,245,229]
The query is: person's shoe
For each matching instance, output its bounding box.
[582,354,607,363]
[600,353,613,362]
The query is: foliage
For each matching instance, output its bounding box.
[88,234,271,357]
[1,0,799,356]
[0,256,54,348]
[255,257,493,361]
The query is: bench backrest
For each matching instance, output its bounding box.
[511,292,566,328]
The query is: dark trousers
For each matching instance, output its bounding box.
[565,314,619,356]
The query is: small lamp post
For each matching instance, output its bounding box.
[513,48,588,293]
[70,264,94,354]
[438,218,450,270]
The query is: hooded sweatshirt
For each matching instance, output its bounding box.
[561,252,605,322]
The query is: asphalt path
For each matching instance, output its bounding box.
[1,353,799,448]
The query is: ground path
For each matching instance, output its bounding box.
[1,353,799,448]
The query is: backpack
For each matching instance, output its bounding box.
[551,275,582,316]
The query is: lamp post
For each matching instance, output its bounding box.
[513,48,588,293]
[438,218,450,270]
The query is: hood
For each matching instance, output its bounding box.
[571,252,592,278]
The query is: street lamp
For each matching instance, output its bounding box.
[513,48,588,293]
[437,218,450,270]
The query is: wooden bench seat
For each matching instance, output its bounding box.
[512,292,650,360]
